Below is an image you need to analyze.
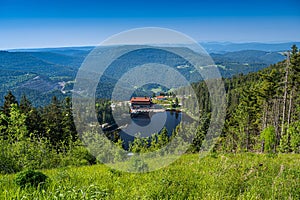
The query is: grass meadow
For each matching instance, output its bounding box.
[0,153,299,199]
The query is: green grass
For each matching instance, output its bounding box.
[1,153,299,199]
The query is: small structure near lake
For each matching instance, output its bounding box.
[130,97,153,116]
[155,95,166,100]
[130,97,152,109]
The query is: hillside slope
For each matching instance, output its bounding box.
[0,47,286,106]
[1,154,299,199]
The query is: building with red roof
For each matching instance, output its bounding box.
[156,96,166,100]
[130,97,152,109]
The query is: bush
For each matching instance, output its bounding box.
[260,126,276,153]
[14,169,48,188]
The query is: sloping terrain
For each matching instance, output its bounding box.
[1,154,299,199]
[19,75,61,93]
[0,46,287,106]
[212,50,284,65]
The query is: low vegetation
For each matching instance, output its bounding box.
[14,169,48,188]
[1,154,299,199]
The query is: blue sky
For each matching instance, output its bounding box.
[1,0,300,49]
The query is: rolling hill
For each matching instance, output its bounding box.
[0,44,290,106]
[201,42,300,53]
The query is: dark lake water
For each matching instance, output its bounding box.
[119,110,182,148]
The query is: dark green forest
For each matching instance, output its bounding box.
[0,45,299,174]
[0,48,284,107]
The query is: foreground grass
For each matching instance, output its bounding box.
[0,153,299,199]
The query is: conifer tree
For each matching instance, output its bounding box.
[42,96,64,150]
[2,91,18,117]
[62,97,77,142]
[20,95,43,138]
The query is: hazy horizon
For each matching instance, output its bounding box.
[1,0,299,49]
[2,41,300,51]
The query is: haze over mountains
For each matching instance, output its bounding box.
[0,42,295,106]
[9,42,300,53]
[201,42,300,53]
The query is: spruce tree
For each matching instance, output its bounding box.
[20,95,43,138]
[62,97,77,142]
[2,91,18,117]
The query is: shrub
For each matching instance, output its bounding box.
[14,169,48,188]
[260,126,276,153]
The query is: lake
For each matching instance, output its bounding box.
[119,110,182,149]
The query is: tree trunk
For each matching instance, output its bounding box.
[281,52,290,138]
[262,102,268,130]
[274,98,281,152]
[261,102,268,153]
[246,117,250,152]
[287,87,294,126]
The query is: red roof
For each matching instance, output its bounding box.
[156,96,165,99]
[130,97,151,103]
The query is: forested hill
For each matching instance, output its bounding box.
[0,47,284,106]
[211,50,284,65]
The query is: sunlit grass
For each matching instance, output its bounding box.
[1,153,299,199]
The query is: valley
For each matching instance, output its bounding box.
[0,43,287,106]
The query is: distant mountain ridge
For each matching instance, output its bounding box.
[8,46,94,54]
[0,51,77,76]
[201,42,300,53]
[29,52,86,69]
[7,42,300,54]
[211,50,284,65]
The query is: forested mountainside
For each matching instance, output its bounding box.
[0,45,299,174]
[208,45,300,153]
[126,45,300,154]
[0,47,284,106]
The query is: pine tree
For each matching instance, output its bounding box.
[20,95,43,138]
[19,95,31,114]
[129,133,144,153]
[289,45,300,124]
[2,91,18,117]
[6,104,28,141]
[280,45,300,151]
[258,69,280,151]
[157,127,169,147]
[289,121,300,153]
[42,96,64,150]
[62,97,77,142]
